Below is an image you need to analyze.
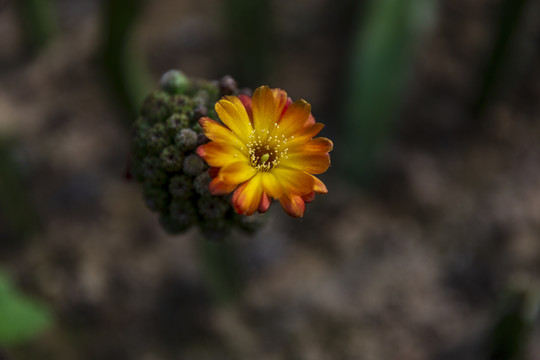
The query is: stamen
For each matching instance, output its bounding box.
[247,124,283,172]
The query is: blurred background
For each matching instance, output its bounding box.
[1,0,540,359]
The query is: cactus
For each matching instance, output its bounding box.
[131,71,265,240]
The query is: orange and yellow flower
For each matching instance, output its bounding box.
[196,86,332,217]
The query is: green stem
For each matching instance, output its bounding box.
[197,236,244,306]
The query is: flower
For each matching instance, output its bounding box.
[196,86,333,217]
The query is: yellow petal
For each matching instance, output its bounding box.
[232,173,263,215]
[196,142,248,168]
[280,152,330,175]
[271,166,314,195]
[278,194,305,218]
[199,117,244,150]
[260,172,283,199]
[215,98,253,142]
[218,161,257,185]
[302,137,333,153]
[309,174,328,194]
[252,86,287,133]
[209,177,238,195]
[276,99,311,136]
[284,123,325,149]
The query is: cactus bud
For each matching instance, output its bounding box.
[143,184,170,212]
[183,154,206,176]
[192,105,208,121]
[168,95,194,114]
[219,75,238,96]
[169,175,193,199]
[141,91,170,124]
[160,146,184,172]
[170,198,197,228]
[160,70,189,95]
[147,123,170,154]
[193,172,211,196]
[197,195,229,220]
[139,156,167,185]
[165,113,190,135]
[175,128,198,151]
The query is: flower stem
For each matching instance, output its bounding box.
[197,236,245,306]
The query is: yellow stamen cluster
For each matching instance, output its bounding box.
[246,128,291,172]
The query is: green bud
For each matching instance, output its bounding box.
[160,146,184,172]
[147,123,170,154]
[197,195,229,220]
[143,184,170,212]
[169,175,193,199]
[139,156,168,185]
[160,70,190,95]
[183,154,206,176]
[165,113,190,135]
[175,128,198,151]
[141,91,170,124]
[193,172,211,195]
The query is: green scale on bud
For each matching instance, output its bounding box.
[131,70,265,238]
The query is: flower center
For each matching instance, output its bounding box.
[246,128,291,172]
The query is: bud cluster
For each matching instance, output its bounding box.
[131,70,263,239]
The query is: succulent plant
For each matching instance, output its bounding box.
[131,70,265,239]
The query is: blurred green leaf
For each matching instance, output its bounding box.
[341,0,436,183]
[474,0,532,116]
[0,272,52,346]
[14,0,57,55]
[488,281,540,360]
[100,0,152,121]
[223,0,274,85]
